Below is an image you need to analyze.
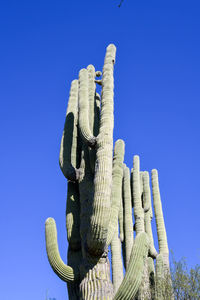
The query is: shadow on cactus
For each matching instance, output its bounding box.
[45,44,174,300]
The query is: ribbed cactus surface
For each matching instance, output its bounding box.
[45,44,173,300]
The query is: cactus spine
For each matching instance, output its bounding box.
[45,44,173,299]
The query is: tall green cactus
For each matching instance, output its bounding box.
[45,44,173,300]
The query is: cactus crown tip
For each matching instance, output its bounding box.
[45,217,55,225]
[143,170,149,177]
[107,43,116,49]
[151,169,158,175]
[116,138,125,145]
[87,64,95,70]
[134,154,140,161]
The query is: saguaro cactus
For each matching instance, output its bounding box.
[45,44,173,300]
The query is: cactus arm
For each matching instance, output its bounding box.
[45,218,79,282]
[122,164,134,268]
[113,232,149,300]
[106,139,125,246]
[78,68,96,147]
[142,171,158,258]
[87,44,116,255]
[118,196,124,242]
[99,43,116,140]
[111,224,124,295]
[151,169,169,268]
[132,155,145,234]
[111,151,125,293]
[87,64,96,133]
[59,80,80,181]
[87,65,102,174]
[152,170,174,299]
[140,171,144,198]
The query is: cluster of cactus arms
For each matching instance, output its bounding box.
[45,44,174,300]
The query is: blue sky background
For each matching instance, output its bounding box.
[1,0,200,299]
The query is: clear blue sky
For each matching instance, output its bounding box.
[1,0,200,299]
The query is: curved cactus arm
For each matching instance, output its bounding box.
[151,169,169,268]
[122,164,134,269]
[86,44,116,255]
[106,139,125,246]
[45,218,79,282]
[78,68,96,147]
[142,171,158,258]
[111,224,124,295]
[132,155,145,234]
[113,232,149,300]
[59,80,80,181]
